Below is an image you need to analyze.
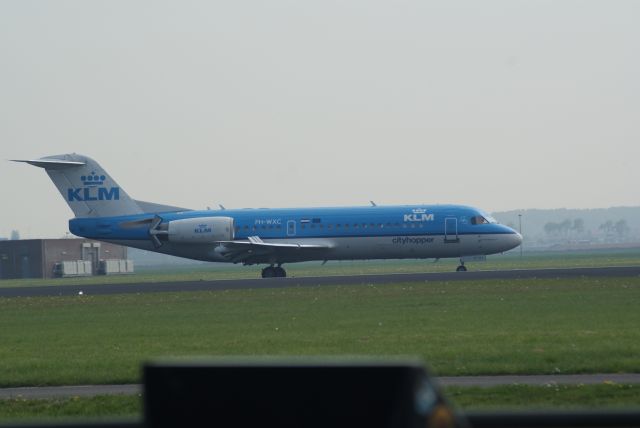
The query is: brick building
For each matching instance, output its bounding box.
[0,239,127,279]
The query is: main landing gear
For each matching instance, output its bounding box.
[456,259,467,272]
[261,264,287,278]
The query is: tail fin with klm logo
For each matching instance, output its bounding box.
[13,153,146,218]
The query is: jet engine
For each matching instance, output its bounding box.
[149,216,234,247]
[168,217,235,243]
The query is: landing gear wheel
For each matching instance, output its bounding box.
[261,266,286,278]
[261,266,276,278]
[456,265,467,272]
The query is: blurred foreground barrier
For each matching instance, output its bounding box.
[144,359,461,428]
[2,359,640,428]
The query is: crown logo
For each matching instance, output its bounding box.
[412,208,426,214]
[81,172,106,186]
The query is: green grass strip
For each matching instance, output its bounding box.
[446,384,640,410]
[0,394,141,422]
[1,385,639,422]
[1,276,639,386]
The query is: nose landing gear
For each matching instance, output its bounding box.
[456,259,467,272]
[261,264,287,278]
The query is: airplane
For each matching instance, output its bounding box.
[13,154,522,278]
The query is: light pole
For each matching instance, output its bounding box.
[518,213,523,258]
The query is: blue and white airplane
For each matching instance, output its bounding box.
[15,154,522,278]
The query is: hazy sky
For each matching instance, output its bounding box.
[1,1,639,238]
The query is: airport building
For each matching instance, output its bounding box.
[0,239,130,280]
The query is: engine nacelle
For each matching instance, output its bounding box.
[167,216,234,243]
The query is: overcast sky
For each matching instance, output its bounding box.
[1,1,639,238]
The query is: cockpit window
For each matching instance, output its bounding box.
[472,210,498,224]
[470,216,489,225]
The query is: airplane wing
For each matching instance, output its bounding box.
[216,236,331,264]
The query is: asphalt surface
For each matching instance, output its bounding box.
[1,266,639,298]
[2,374,640,399]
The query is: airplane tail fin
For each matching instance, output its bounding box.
[13,153,147,218]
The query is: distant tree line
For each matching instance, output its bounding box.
[543,219,584,236]
[598,219,629,237]
[543,218,630,237]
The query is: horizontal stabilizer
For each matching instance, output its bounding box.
[11,159,85,169]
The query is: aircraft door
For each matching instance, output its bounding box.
[444,217,459,243]
[287,220,296,237]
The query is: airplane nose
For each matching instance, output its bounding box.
[515,232,523,246]
[507,231,523,251]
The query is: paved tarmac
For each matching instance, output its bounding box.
[1,266,639,298]
[2,374,640,399]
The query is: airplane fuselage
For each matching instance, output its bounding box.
[69,204,522,265]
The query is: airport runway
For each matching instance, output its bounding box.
[1,266,639,298]
[2,374,640,399]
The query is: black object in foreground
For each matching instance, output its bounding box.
[143,359,463,428]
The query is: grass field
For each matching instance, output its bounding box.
[1,248,640,288]
[1,261,640,422]
[1,276,639,387]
